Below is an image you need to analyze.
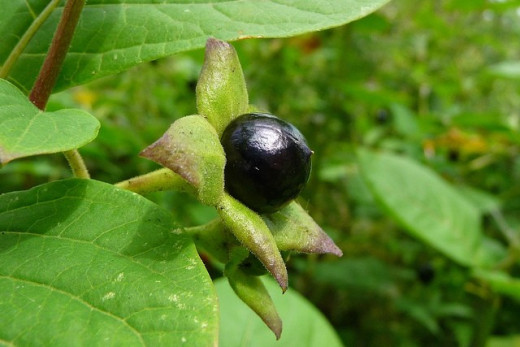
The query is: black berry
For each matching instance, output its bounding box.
[221,113,312,213]
[375,109,391,124]
[416,263,435,285]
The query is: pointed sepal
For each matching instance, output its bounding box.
[264,201,343,257]
[218,193,288,291]
[196,38,249,136]
[140,115,225,206]
[225,248,283,339]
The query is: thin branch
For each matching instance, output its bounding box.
[115,168,196,196]
[182,218,221,235]
[29,0,86,109]
[27,0,89,178]
[0,0,61,79]
[64,149,90,178]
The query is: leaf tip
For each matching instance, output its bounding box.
[318,233,343,257]
[265,257,288,293]
[271,319,283,340]
[277,272,289,293]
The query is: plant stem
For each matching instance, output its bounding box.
[183,218,222,235]
[28,0,89,179]
[115,168,196,195]
[29,0,85,109]
[0,0,62,79]
[64,149,90,178]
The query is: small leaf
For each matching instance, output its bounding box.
[0,179,218,345]
[313,257,412,295]
[196,38,249,135]
[140,115,226,206]
[216,277,343,347]
[0,79,99,165]
[473,237,508,269]
[217,193,288,291]
[264,201,343,257]
[486,61,520,80]
[358,149,482,266]
[473,269,520,302]
[389,103,419,137]
[487,335,520,347]
[225,249,282,339]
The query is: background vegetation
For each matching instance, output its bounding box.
[2,0,520,345]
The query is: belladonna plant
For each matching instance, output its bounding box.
[117,38,342,339]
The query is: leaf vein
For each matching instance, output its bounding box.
[0,275,146,345]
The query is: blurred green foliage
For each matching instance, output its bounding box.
[3,0,520,345]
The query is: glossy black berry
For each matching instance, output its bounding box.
[375,109,391,124]
[221,113,312,213]
[416,263,435,285]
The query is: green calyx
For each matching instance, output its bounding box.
[135,38,342,339]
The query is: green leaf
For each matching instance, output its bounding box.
[0,179,218,345]
[473,237,508,269]
[473,269,520,302]
[0,79,99,165]
[395,298,440,335]
[263,201,343,256]
[196,38,249,136]
[487,335,520,347]
[313,257,410,295]
[357,149,482,266]
[217,193,288,292]
[215,276,343,347]
[457,185,501,214]
[140,115,226,206]
[486,61,520,80]
[2,0,392,92]
[389,103,419,137]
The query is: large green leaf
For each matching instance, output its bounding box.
[215,277,343,347]
[0,79,99,165]
[357,149,482,266]
[0,179,218,345]
[2,0,392,92]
